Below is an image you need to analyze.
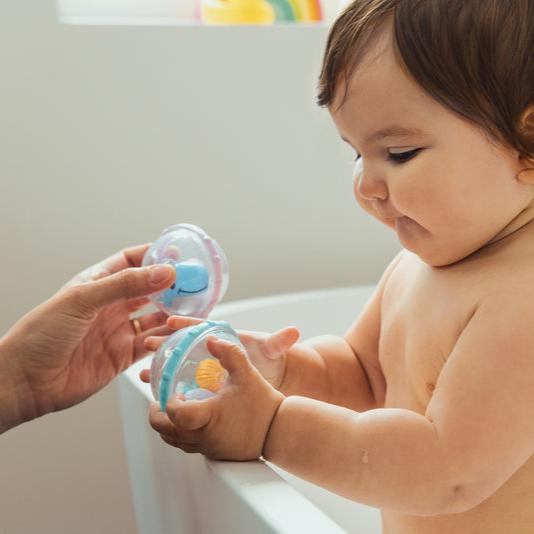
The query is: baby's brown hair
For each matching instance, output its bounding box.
[317,0,534,165]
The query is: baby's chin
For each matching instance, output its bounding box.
[395,216,424,241]
[388,217,455,266]
[396,228,484,268]
[370,212,475,266]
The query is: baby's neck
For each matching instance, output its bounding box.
[485,202,534,249]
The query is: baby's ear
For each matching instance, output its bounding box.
[517,104,534,134]
[517,165,534,185]
[517,105,534,184]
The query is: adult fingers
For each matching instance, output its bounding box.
[133,310,169,333]
[133,324,174,361]
[166,315,204,330]
[69,264,175,315]
[66,244,153,288]
[143,335,169,352]
[127,297,150,313]
[139,369,150,383]
[100,243,152,275]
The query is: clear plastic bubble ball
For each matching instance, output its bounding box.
[142,223,229,317]
[150,320,242,409]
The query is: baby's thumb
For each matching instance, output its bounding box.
[263,326,300,359]
[73,264,175,312]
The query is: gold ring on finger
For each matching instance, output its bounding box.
[131,318,143,336]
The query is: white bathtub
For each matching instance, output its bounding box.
[118,285,382,533]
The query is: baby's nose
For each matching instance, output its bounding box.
[354,166,388,201]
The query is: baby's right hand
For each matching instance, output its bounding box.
[140,316,300,389]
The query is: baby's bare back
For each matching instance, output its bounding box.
[378,241,534,534]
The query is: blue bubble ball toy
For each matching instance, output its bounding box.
[142,223,229,318]
[151,320,242,409]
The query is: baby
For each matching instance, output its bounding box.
[141,0,534,532]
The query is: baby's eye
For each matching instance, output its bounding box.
[388,149,421,164]
[353,153,361,162]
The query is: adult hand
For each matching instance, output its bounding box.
[0,244,175,433]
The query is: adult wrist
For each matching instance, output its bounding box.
[0,334,36,433]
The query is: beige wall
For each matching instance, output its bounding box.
[0,2,400,533]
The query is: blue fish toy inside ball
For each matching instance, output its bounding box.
[162,263,209,307]
[142,223,229,318]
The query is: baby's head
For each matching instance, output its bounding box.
[318,0,534,266]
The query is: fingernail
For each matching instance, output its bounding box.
[149,265,172,285]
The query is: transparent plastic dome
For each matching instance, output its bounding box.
[142,223,229,317]
[150,320,242,409]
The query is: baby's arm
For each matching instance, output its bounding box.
[278,251,403,411]
[263,285,534,517]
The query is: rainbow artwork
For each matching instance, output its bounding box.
[201,0,323,24]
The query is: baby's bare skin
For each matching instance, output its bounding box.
[263,17,534,531]
[264,217,534,532]
[142,13,534,530]
[379,228,534,533]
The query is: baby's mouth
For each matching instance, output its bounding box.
[375,206,402,223]
[395,216,426,234]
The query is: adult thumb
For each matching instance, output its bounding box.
[73,264,175,312]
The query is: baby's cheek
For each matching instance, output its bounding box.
[395,181,436,220]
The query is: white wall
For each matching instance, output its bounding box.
[0,2,400,533]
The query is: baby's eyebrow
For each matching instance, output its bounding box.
[341,125,426,146]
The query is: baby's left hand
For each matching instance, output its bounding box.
[147,336,285,460]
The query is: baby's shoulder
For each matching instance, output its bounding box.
[460,243,534,303]
[378,243,534,317]
[381,247,534,323]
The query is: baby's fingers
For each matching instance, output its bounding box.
[263,326,300,359]
[149,402,201,443]
[237,327,300,358]
[159,434,200,454]
[149,403,176,434]
[207,336,253,385]
[166,397,213,431]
